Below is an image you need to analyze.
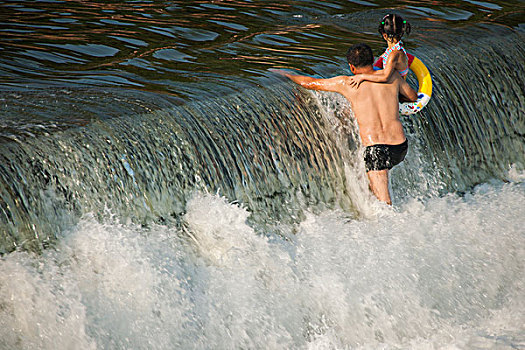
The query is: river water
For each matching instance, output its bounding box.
[0,1,524,349]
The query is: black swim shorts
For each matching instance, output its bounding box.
[364,139,408,172]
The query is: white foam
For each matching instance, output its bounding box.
[0,182,523,349]
[0,252,95,349]
[507,164,525,182]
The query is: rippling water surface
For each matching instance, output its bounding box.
[1,0,523,141]
[1,0,523,98]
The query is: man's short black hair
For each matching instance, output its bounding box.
[346,43,374,67]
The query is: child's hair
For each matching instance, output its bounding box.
[346,43,374,67]
[378,14,411,42]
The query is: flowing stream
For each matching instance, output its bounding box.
[0,1,524,348]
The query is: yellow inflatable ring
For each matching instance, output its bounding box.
[399,56,432,115]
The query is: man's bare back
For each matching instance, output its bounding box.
[333,71,415,147]
[278,43,417,204]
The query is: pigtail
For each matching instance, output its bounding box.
[404,21,411,36]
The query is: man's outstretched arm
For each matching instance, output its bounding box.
[274,70,347,94]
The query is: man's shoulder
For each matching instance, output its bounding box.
[334,75,354,91]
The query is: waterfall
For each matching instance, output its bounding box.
[1,26,524,253]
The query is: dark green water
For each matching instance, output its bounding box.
[1,0,524,252]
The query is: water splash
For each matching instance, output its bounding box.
[0,86,350,253]
[0,181,523,349]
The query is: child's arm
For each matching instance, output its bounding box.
[348,50,405,87]
[399,77,418,102]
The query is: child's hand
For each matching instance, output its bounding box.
[348,75,364,88]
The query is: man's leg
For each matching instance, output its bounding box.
[367,169,392,205]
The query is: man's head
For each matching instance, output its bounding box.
[346,43,374,74]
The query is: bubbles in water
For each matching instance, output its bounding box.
[0,181,523,349]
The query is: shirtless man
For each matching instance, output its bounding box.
[279,43,417,205]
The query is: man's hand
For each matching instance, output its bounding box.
[269,68,290,78]
[347,75,364,88]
